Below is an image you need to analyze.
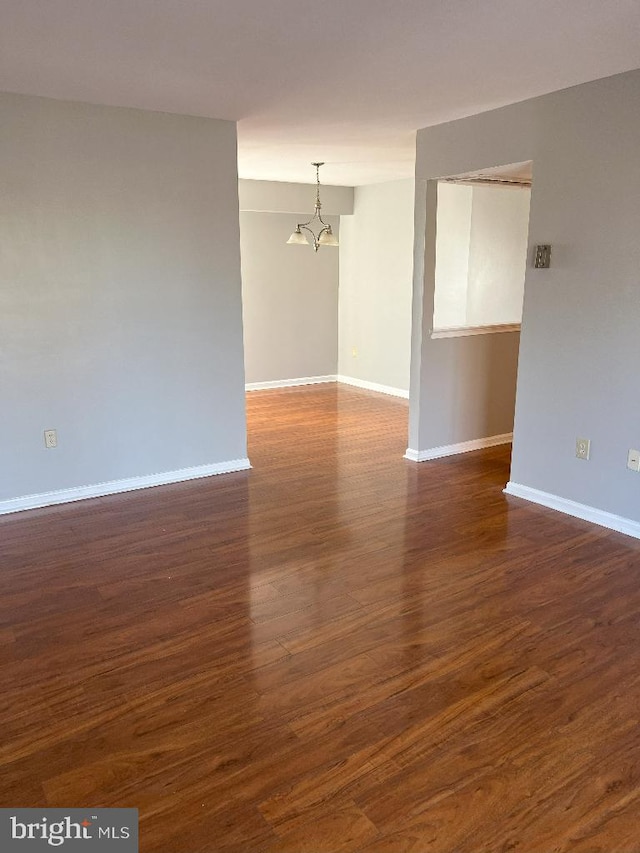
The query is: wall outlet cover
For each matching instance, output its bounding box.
[44,429,58,449]
[576,437,590,460]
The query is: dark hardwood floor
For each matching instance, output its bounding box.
[1,384,640,851]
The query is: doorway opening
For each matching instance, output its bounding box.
[407,161,533,462]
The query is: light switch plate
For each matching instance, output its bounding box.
[534,244,551,268]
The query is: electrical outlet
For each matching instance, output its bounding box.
[575,437,590,460]
[44,429,57,449]
[627,449,640,472]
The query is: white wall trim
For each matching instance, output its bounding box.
[430,323,521,339]
[404,432,512,462]
[245,376,336,391]
[503,482,640,541]
[0,459,252,516]
[336,375,409,399]
[245,375,409,399]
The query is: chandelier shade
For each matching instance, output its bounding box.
[318,229,339,247]
[286,227,310,245]
[287,162,339,252]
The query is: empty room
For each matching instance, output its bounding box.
[1,2,640,851]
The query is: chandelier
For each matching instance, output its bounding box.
[287,162,339,252]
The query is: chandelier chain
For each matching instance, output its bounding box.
[287,162,338,252]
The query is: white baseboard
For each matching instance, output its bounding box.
[404,432,512,462]
[245,376,336,391]
[504,481,640,541]
[0,458,252,516]
[336,375,409,399]
[245,375,408,399]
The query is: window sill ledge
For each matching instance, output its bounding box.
[431,323,521,339]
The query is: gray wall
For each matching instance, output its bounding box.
[0,92,247,503]
[411,69,640,522]
[416,331,520,444]
[338,179,415,392]
[240,211,339,383]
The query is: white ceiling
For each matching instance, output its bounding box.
[1,1,639,186]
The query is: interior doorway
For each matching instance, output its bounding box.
[407,161,533,461]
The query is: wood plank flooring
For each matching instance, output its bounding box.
[1,383,640,851]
